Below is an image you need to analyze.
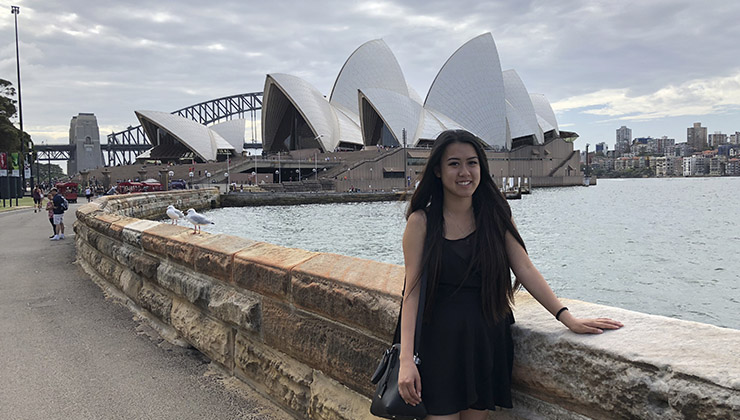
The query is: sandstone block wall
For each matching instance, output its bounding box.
[75,190,739,420]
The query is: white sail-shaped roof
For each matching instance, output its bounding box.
[424,33,508,150]
[505,101,534,141]
[502,69,543,144]
[135,110,232,162]
[334,107,364,147]
[330,39,409,115]
[210,118,245,153]
[262,73,339,152]
[359,88,423,145]
[530,93,559,136]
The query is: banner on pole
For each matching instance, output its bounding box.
[24,163,31,178]
[10,153,19,177]
[0,152,7,176]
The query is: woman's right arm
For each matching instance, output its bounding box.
[398,210,426,406]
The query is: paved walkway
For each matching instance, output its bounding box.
[0,204,292,420]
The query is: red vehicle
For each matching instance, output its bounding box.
[55,182,79,203]
[117,181,164,194]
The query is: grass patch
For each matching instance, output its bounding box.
[0,196,36,212]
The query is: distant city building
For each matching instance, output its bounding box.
[673,142,692,157]
[727,159,740,176]
[595,142,608,154]
[648,136,675,155]
[730,132,740,145]
[662,156,683,177]
[683,155,708,176]
[709,156,727,176]
[687,122,707,151]
[616,126,631,155]
[717,144,738,156]
[708,131,727,148]
[68,113,103,176]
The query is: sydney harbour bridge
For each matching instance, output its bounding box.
[34,92,263,166]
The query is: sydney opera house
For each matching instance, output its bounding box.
[263,32,570,153]
[130,32,582,189]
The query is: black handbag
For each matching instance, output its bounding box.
[370,270,428,419]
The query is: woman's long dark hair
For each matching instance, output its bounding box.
[406,129,527,324]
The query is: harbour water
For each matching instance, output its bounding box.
[204,177,740,330]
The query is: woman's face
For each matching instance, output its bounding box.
[435,141,480,200]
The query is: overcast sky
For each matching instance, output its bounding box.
[2,0,739,153]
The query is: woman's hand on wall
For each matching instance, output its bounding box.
[560,312,624,334]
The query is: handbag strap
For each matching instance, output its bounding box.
[393,265,427,357]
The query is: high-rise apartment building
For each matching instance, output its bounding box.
[687,122,707,151]
[708,131,727,148]
[616,126,632,155]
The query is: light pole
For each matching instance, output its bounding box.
[277,151,281,183]
[296,168,301,182]
[11,5,26,190]
[167,170,174,191]
[226,156,231,186]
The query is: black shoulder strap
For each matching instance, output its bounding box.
[392,264,427,355]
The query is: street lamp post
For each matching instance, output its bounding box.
[11,5,26,191]
[277,151,281,183]
[167,170,174,191]
[189,171,194,189]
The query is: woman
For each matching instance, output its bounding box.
[398,130,622,419]
[33,186,44,213]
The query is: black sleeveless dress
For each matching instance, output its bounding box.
[417,232,515,415]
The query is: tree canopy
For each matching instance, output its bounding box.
[0,78,31,158]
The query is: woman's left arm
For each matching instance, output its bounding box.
[505,228,623,334]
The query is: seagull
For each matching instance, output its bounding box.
[185,208,214,234]
[166,205,184,225]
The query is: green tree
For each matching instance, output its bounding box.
[0,78,30,156]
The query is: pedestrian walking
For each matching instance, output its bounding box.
[85,186,93,202]
[50,188,67,241]
[45,193,56,238]
[32,186,43,213]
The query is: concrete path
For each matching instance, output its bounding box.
[0,204,292,420]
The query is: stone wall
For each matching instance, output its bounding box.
[75,190,740,420]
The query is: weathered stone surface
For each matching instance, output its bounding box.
[234,331,312,417]
[511,293,740,419]
[140,223,214,267]
[108,216,139,241]
[234,242,317,298]
[74,201,102,223]
[85,229,117,260]
[138,282,173,324]
[121,219,160,248]
[308,371,376,420]
[171,297,233,368]
[156,262,212,308]
[193,235,255,283]
[109,243,159,280]
[119,268,143,300]
[208,284,261,332]
[293,252,404,298]
[94,252,124,289]
[261,298,385,396]
[291,253,402,339]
